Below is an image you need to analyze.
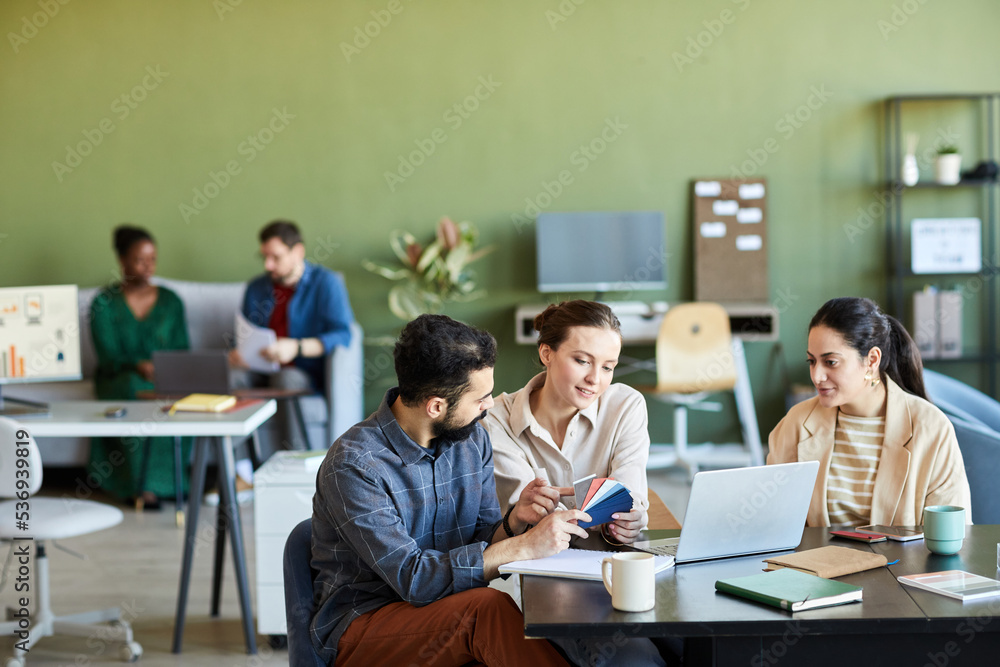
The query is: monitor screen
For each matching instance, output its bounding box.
[535,211,667,293]
[0,285,82,384]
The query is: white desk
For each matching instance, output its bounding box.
[19,399,276,656]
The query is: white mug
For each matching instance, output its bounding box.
[601,552,655,612]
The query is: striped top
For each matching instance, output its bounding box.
[827,412,886,526]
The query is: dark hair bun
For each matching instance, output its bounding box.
[533,304,560,334]
[113,225,154,257]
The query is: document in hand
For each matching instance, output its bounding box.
[763,546,888,578]
[235,311,279,374]
[499,548,674,581]
[715,569,863,612]
[898,571,1000,601]
[574,477,634,529]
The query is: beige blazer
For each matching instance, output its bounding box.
[767,377,972,527]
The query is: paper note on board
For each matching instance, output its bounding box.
[695,181,722,197]
[713,200,739,216]
[736,234,763,251]
[739,183,766,199]
[737,207,763,224]
[700,222,727,238]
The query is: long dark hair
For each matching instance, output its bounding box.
[534,300,621,352]
[809,297,926,400]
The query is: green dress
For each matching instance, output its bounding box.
[88,285,192,501]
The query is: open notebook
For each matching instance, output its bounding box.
[499,548,674,581]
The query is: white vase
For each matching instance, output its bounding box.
[902,154,919,186]
[935,154,962,185]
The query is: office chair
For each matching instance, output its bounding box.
[283,519,325,667]
[0,418,142,666]
[643,302,764,477]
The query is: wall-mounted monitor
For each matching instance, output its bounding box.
[535,211,667,294]
[0,285,81,415]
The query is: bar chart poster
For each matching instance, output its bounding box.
[0,285,82,382]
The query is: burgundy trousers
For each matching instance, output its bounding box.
[336,587,569,667]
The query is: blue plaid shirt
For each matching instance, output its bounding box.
[310,388,503,662]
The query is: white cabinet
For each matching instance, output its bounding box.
[253,451,323,638]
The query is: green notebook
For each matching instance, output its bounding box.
[716,568,863,612]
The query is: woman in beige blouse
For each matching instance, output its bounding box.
[487,300,652,544]
[768,297,971,527]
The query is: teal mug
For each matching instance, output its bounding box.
[923,505,966,555]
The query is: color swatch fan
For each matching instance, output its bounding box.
[573,475,634,529]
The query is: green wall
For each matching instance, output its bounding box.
[3,0,1000,440]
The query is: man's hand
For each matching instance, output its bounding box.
[606,506,646,544]
[509,479,573,532]
[262,337,299,364]
[227,348,248,369]
[519,509,591,560]
[136,360,154,382]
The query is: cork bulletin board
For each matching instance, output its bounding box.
[692,178,769,302]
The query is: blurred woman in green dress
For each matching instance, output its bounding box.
[88,225,191,508]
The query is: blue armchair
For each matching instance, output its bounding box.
[283,519,326,667]
[924,368,1000,433]
[944,416,1000,524]
[924,369,1000,524]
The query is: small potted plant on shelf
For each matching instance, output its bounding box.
[934,145,962,185]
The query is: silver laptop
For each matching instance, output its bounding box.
[632,461,819,564]
[152,350,230,395]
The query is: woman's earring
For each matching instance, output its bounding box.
[864,370,872,384]
[866,369,880,387]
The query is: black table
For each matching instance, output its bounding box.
[522,526,1000,666]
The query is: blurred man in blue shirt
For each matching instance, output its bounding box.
[230,220,354,452]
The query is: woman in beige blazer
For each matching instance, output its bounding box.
[768,297,971,527]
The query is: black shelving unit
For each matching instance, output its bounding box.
[884,93,1000,396]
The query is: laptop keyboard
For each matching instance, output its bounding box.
[643,543,678,556]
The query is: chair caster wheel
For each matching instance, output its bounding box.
[119,642,143,662]
[267,634,287,649]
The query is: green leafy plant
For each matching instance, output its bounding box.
[937,145,960,155]
[363,217,495,321]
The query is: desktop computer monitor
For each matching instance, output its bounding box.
[0,285,82,416]
[535,211,667,295]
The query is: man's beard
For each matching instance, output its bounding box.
[432,408,488,442]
